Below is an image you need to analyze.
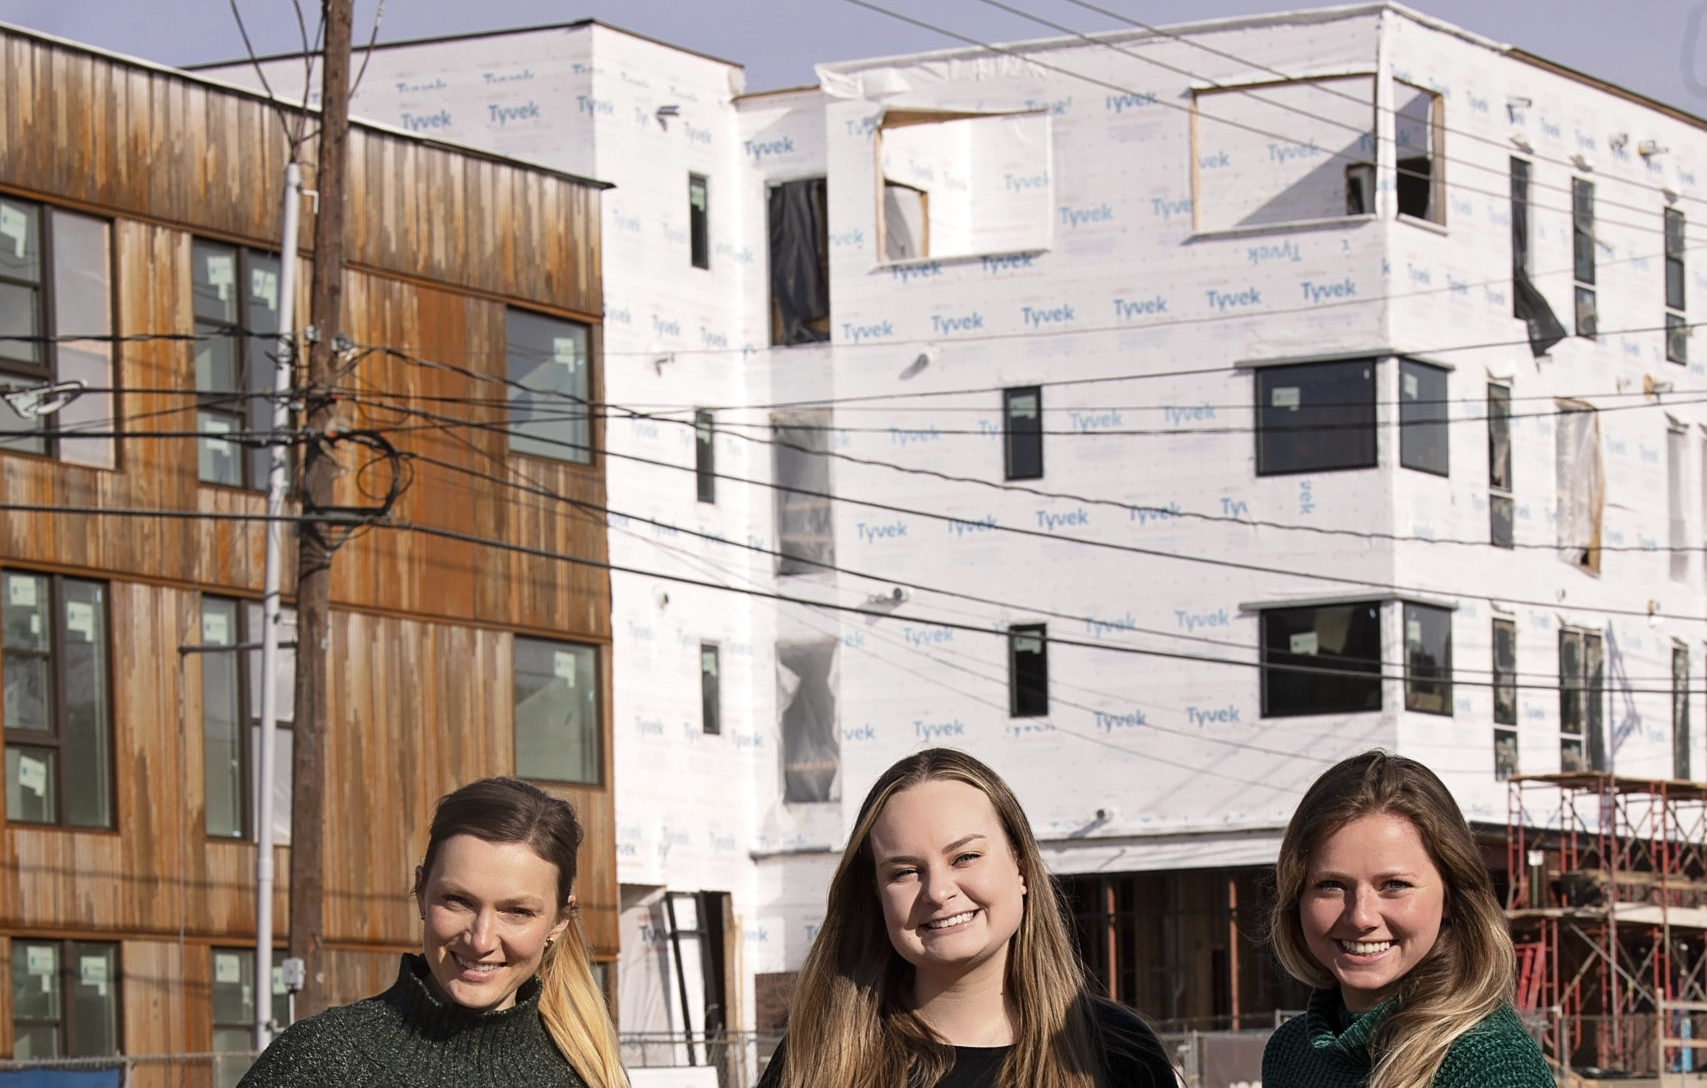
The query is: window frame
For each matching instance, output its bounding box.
[1674,642,1691,781]
[1510,158,1532,288]
[1393,82,1445,226]
[505,307,593,464]
[773,410,835,575]
[1259,601,1384,718]
[513,636,602,787]
[210,946,288,1086]
[1493,617,1518,780]
[200,596,296,842]
[1558,627,1606,772]
[3,570,114,829]
[689,173,710,271]
[767,177,832,347]
[1402,602,1452,715]
[1667,207,1688,365]
[1008,623,1049,718]
[1003,386,1043,481]
[700,641,721,736]
[695,409,715,504]
[190,238,282,490]
[1398,359,1449,476]
[11,938,121,1059]
[1488,383,1514,547]
[1255,359,1378,476]
[1572,177,1597,338]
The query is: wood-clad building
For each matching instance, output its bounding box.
[0,23,612,1082]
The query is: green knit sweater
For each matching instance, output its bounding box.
[1261,988,1555,1088]
[237,954,588,1088]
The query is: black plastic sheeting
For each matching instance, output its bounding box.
[768,180,830,346]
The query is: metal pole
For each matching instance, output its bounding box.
[255,159,302,1052]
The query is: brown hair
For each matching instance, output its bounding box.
[1269,751,1514,1088]
[775,747,1163,1088]
[414,778,626,1088]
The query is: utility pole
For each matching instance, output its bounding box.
[290,0,352,1019]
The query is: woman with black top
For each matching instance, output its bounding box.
[760,748,1178,1088]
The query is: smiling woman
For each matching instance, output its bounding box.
[760,748,1177,1088]
[1262,752,1553,1088]
[238,778,626,1088]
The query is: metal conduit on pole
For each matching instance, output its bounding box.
[255,159,302,1052]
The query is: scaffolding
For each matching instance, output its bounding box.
[1507,772,1707,1077]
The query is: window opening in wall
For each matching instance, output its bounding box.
[1493,617,1518,779]
[1394,83,1444,224]
[695,409,715,504]
[875,109,1052,261]
[689,174,710,270]
[1260,602,1382,717]
[779,639,838,803]
[1671,422,1690,583]
[700,642,720,736]
[211,948,288,1088]
[1004,386,1042,481]
[1008,623,1049,718]
[1403,603,1452,715]
[1667,207,1688,364]
[1509,158,1567,356]
[1674,642,1691,780]
[768,177,830,346]
[1399,359,1448,476]
[506,308,591,462]
[1256,359,1376,475]
[3,571,112,828]
[1573,177,1598,338]
[202,597,296,842]
[1555,400,1603,573]
[1489,383,1514,547]
[1559,627,1606,772]
[0,198,115,466]
[192,239,282,488]
[1193,75,1375,232]
[773,410,834,574]
[514,638,600,785]
[12,939,119,1058]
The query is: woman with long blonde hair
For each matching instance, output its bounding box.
[761,747,1176,1088]
[1263,751,1552,1088]
[241,777,626,1088]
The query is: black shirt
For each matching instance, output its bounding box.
[759,998,1178,1088]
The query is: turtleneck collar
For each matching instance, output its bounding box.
[381,953,548,1040]
[1303,987,1400,1071]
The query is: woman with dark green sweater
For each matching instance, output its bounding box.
[1261,752,1555,1088]
[239,778,627,1088]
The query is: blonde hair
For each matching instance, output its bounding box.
[1269,751,1514,1088]
[776,747,1155,1088]
[415,778,627,1088]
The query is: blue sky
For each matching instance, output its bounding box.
[7,0,1707,114]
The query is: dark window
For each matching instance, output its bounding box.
[514,638,600,785]
[700,642,720,736]
[1667,208,1688,365]
[1004,386,1042,481]
[779,640,838,803]
[1510,159,1567,357]
[11,939,119,1058]
[1676,644,1692,780]
[768,178,830,346]
[1493,618,1518,780]
[1573,178,1597,338]
[1510,158,1531,283]
[1256,359,1377,475]
[0,198,115,464]
[1488,383,1514,548]
[1559,628,1605,772]
[1008,624,1049,718]
[211,948,288,1088]
[1403,603,1452,715]
[3,571,111,828]
[1399,359,1448,476]
[1394,84,1443,224]
[1260,603,1382,717]
[689,174,710,270]
[191,240,282,488]
[695,409,715,504]
[201,597,296,841]
[773,410,834,574]
[506,308,591,463]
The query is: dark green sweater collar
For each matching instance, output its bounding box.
[1304,987,1399,1070]
[381,953,549,1043]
